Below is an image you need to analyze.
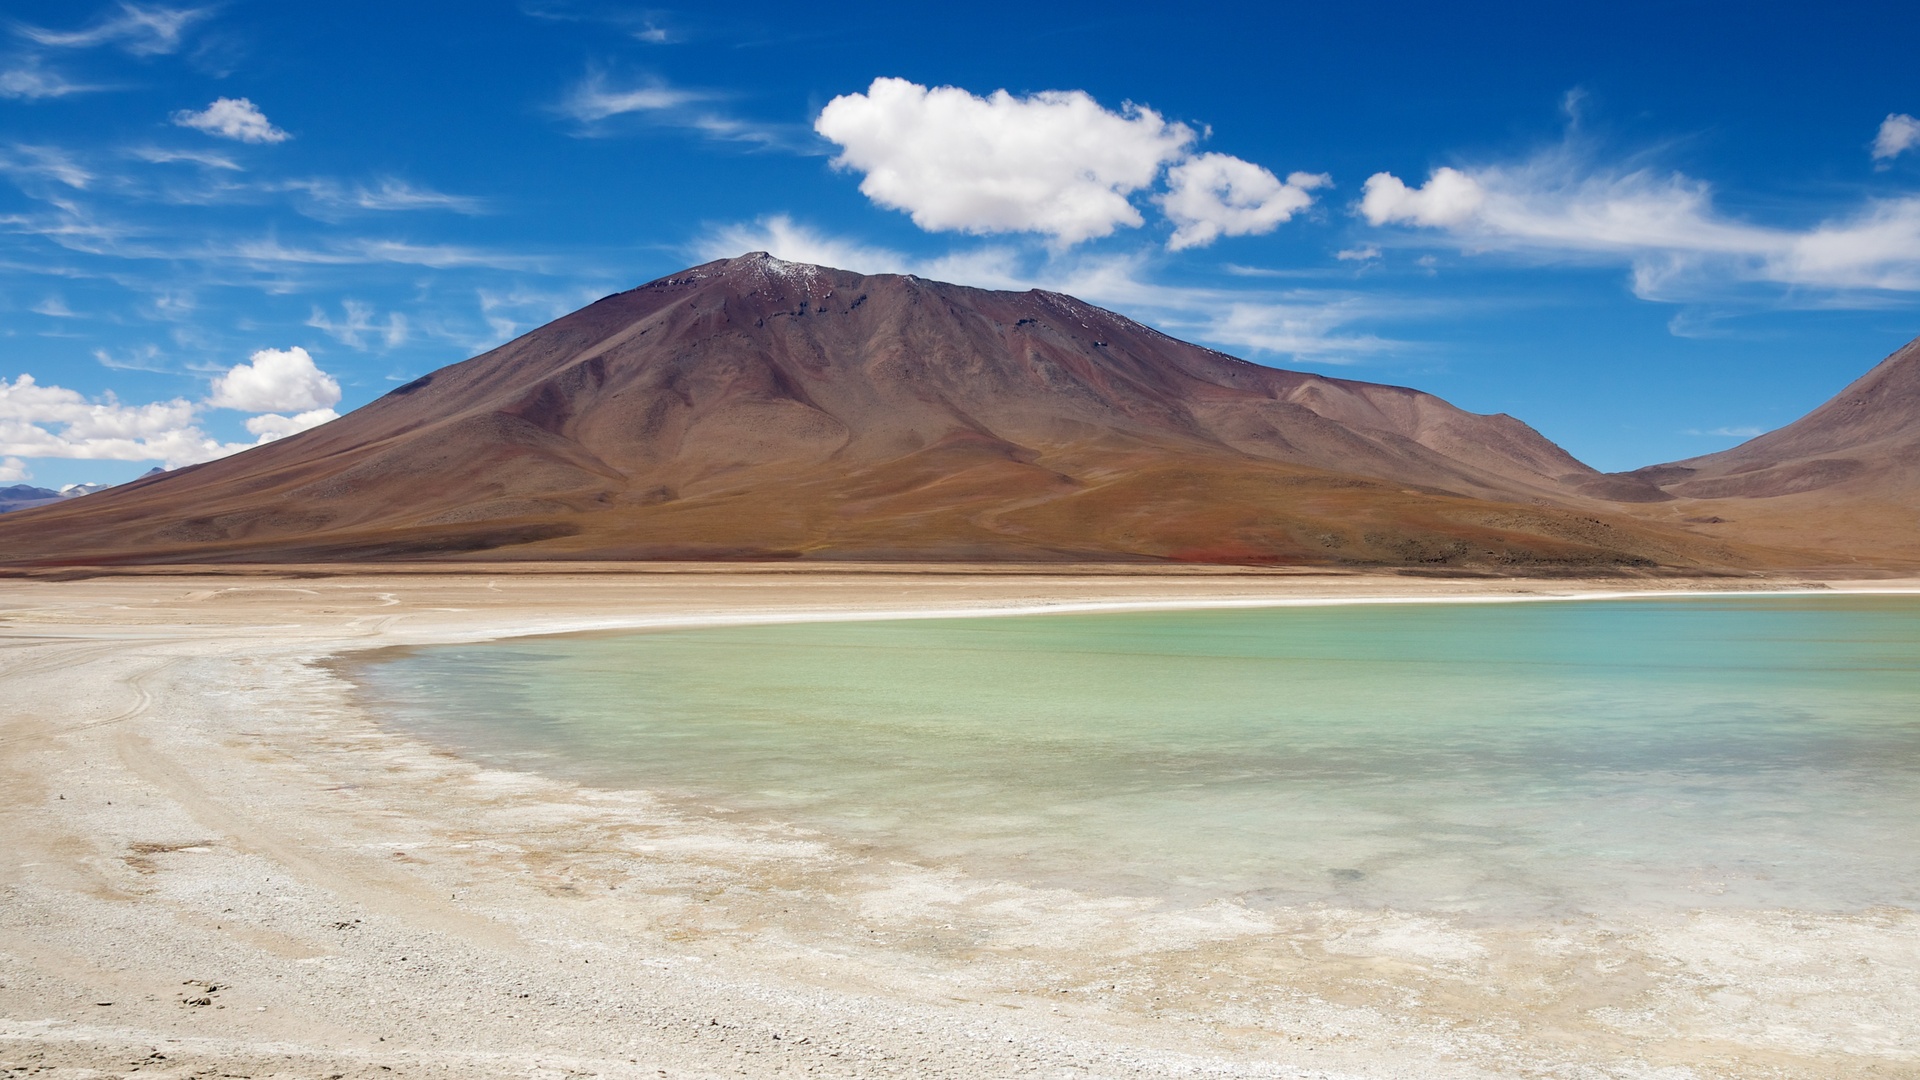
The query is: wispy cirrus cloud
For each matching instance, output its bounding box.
[307,299,409,350]
[1357,129,1920,301]
[347,239,541,270]
[1037,251,1397,361]
[14,145,482,222]
[468,284,612,346]
[12,2,210,56]
[558,71,703,122]
[91,343,168,372]
[0,55,109,99]
[0,203,137,256]
[0,197,548,280]
[0,145,95,190]
[0,170,537,275]
[552,69,801,149]
[212,236,546,272]
[696,214,914,276]
[280,177,489,216]
[128,145,242,170]
[520,3,678,43]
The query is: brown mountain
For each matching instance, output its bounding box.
[0,254,1754,569]
[1614,335,1920,566]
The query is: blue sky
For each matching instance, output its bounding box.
[3,0,1919,489]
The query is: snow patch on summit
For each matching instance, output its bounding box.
[743,251,822,288]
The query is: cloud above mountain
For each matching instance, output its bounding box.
[207,346,340,413]
[816,78,1193,245]
[1160,156,1329,250]
[814,78,1324,250]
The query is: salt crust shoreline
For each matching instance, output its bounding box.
[378,584,1920,646]
[3,565,1917,1080]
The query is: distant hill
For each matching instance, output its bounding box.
[0,484,65,514]
[0,255,1766,569]
[0,477,131,514]
[1615,335,1920,566]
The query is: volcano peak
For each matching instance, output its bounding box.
[0,257,1757,569]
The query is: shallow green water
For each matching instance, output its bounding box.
[360,595,1920,916]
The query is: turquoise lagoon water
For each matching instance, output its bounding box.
[359,595,1920,917]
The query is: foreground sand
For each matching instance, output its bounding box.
[2,565,1916,1080]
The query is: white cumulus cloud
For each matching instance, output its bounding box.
[1,373,223,467]
[207,346,341,412]
[0,456,29,482]
[815,77,1195,245]
[2,347,347,469]
[1359,167,1486,228]
[1159,155,1328,250]
[172,97,290,144]
[1873,113,1920,163]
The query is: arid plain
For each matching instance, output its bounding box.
[5,565,1918,1080]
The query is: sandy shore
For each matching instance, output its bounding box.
[2,565,1916,1079]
